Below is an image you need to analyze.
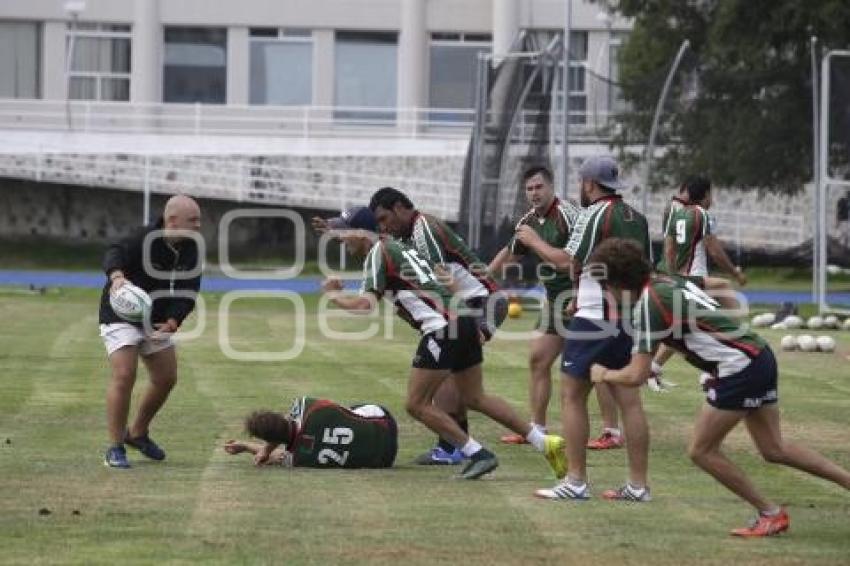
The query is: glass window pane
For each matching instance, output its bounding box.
[69,76,96,100]
[570,31,588,61]
[334,32,397,120]
[70,36,130,74]
[0,21,40,98]
[429,44,490,110]
[250,27,278,38]
[163,27,227,104]
[250,41,312,105]
[101,77,130,101]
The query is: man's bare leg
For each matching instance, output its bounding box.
[106,346,139,444]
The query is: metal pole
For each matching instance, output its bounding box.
[818,52,831,313]
[143,155,151,224]
[810,37,820,304]
[468,52,488,248]
[643,39,690,213]
[560,0,571,200]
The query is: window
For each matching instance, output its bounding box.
[608,32,629,114]
[334,31,397,121]
[66,23,131,101]
[567,31,588,125]
[0,21,40,98]
[429,33,491,121]
[163,27,227,104]
[249,28,312,105]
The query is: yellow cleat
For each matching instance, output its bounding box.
[543,435,567,479]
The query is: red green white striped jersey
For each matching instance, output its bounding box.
[509,197,580,301]
[660,204,712,276]
[361,236,454,334]
[632,274,766,378]
[406,211,497,300]
[565,194,651,320]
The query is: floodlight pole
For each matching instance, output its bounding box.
[810,36,819,305]
[560,0,571,200]
[643,39,690,214]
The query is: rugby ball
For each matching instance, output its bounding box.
[109,283,152,323]
[843,318,850,331]
[806,316,824,330]
[823,315,839,329]
[816,335,836,353]
[770,321,787,330]
[780,335,797,351]
[783,315,804,329]
[751,313,775,327]
[796,334,817,352]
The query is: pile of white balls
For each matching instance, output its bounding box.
[779,334,836,353]
[750,313,841,353]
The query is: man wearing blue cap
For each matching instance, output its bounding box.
[511,155,654,502]
[319,206,567,480]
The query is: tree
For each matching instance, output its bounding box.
[609,0,850,192]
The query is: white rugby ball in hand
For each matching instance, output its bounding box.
[110,283,152,323]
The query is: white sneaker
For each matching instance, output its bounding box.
[534,479,591,500]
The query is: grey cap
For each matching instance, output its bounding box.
[578,155,625,192]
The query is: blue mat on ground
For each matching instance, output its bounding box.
[0,269,848,305]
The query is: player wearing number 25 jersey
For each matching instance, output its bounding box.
[224,397,397,469]
[589,238,850,538]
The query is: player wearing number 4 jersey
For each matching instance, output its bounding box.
[225,397,398,468]
[320,206,566,480]
[589,238,850,537]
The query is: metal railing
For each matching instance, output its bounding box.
[0,151,462,221]
[0,98,617,141]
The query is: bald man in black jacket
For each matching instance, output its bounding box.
[100,195,203,469]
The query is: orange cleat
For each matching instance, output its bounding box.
[729,508,790,538]
[500,433,528,444]
[587,431,623,450]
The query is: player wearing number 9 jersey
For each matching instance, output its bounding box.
[224,397,397,469]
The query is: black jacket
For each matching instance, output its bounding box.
[99,218,202,326]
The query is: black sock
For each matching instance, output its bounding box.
[437,437,455,452]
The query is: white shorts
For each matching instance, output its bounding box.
[99,323,174,358]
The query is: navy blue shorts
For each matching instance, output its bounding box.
[561,317,633,380]
[704,347,779,411]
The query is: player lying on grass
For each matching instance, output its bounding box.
[225,397,398,469]
[320,206,566,480]
[588,238,850,537]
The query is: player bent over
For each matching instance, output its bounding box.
[588,238,850,537]
[320,206,566,480]
[225,397,397,469]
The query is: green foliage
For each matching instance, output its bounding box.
[609,0,850,192]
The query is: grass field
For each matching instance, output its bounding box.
[2,288,850,565]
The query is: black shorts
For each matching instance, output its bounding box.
[704,347,779,411]
[412,316,483,372]
[466,293,508,342]
[561,317,632,380]
[536,298,571,336]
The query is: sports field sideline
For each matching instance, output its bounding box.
[1,288,849,564]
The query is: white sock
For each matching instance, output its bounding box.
[761,506,782,517]
[526,425,546,452]
[565,476,587,488]
[604,427,622,437]
[651,360,663,374]
[460,438,483,458]
[530,423,548,434]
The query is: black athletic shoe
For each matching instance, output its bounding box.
[457,449,498,479]
[124,431,166,461]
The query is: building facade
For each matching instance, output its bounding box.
[0,0,630,123]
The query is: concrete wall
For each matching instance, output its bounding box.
[0,177,328,258]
